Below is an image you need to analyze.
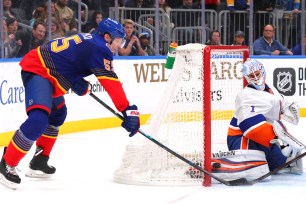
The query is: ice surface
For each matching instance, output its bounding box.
[1,120,306,203]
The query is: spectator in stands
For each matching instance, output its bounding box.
[17,0,46,21]
[124,0,154,7]
[276,0,301,48]
[124,0,154,22]
[42,1,61,22]
[45,17,65,40]
[146,0,174,32]
[205,30,222,45]
[4,17,23,58]
[1,18,9,58]
[70,0,122,18]
[174,0,199,43]
[158,0,172,14]
[167,0,181,8]
[226,0,249,11]
[86,11,103,34]
[292,34,306,55]
[232,30,245,45]
[3,0,28,25]
[55,0,77,34]
[118,19,145,56]
[226,0,249,44]
[194,0,220,11]
[253,0,276,39]
[18,20,46,57]
[29,1,60,27]
[254,0,275,12]
[138,32,155,56]
[253,24,293,55]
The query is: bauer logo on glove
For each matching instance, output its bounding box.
[121,105,140,137]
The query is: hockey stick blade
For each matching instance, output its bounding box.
[248,151,306,185]
[89,93,250,186]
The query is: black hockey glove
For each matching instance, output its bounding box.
[121,105,140,137]
[72,79,90,96]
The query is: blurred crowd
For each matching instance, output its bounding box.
[1,0,305,58]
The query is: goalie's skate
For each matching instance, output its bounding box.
[0,147,21,190]
[25,147,56,178]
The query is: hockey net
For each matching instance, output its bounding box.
[113,44,249,186]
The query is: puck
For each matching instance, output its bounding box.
[212,162,221,168]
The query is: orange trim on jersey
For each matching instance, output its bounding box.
[241,137,249,149]
[97,76,120,82]
[245,122,275,147]
[11,140,27,154]
[41,134,57,139]
[228,127,243,136]
[37,48,67,95]
[37,47,47,67]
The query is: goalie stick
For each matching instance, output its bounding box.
[89,92,250,186]
[247,151,306,185]
[248,120,306,184]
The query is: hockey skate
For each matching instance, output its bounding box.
[0,147,21,190]
[25,147,56,178]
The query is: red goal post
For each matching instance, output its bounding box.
[114,44,249,187]
[203,45,249,186]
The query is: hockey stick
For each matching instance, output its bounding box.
[248,120,306,184]
[89,92,250,186]
[248,151,306,185]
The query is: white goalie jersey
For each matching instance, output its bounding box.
[228,84,286,147]
[234,84,283,125]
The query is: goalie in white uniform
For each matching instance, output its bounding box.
[224,58,304,176]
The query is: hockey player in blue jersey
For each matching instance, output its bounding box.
[0,18,140,189]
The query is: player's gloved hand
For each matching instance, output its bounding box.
[72,79,90,96]
[121,105,140,137]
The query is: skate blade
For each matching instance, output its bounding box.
[25,169,53,178]
[0,174,19,190]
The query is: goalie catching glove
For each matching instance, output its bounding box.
[281,101,300,125]
[121,105,140,137]
[71,79,90,96]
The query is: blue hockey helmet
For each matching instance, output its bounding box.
[242,58,266,90]
[97,18,125,39]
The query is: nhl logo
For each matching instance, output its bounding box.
[273,68,295,96]
[276,72,292,93]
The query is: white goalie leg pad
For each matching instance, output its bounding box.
[211,150,270,183]
[273,120,306,158]
[281,101,300,125]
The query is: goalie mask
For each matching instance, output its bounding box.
[242,59,266,90]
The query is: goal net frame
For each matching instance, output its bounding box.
[114,44,249,187]
[202,45,249,186]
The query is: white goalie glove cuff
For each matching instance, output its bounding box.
[273,120,305,155]
[281,101,300,125]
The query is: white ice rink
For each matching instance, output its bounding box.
[1,120,306,204]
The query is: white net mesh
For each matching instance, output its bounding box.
[113,44,247,186]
